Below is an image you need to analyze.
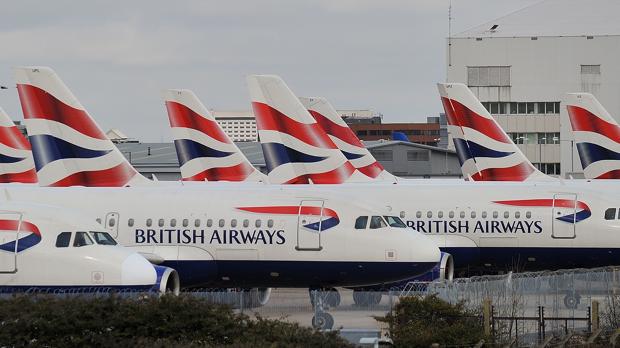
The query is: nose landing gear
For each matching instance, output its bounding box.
[309,288,338,330]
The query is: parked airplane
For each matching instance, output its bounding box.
[162,89,266,182]
[565,92,620,179]
[0,200,179,293]
[437,83,551,181]
[0,107,37,183]
[247,76,620,292]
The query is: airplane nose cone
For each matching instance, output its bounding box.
[411,231,441,264]
[121,253,157,286]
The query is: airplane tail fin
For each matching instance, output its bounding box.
[247,74,366,184]
[438,83,549,181]
[0,107,37,183]
[566,93,620,179]
[14,66,150,187]
[299,96,396,182]
[163,89,266,182]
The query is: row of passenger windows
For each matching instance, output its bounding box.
[414,211,532,219]
[121,218,274,229]
[604,208,620,220]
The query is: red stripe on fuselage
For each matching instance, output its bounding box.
[16,84,107,140]
[567,105,620,143]
[166,101,230,144]
[237,206,338,218]
[493,199,589,211]
[0,219,40,236]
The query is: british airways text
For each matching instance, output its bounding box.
[406,219,543,234]
[135,229,286,245]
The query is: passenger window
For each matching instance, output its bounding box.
[146,218,152,227]
[127,218,134,227]
[369,216,387,229]
[438,211,444,218]
[355,216,368,229]
[400,211,406,218]
[481,211,487,218]
[416,211,422,218]
[515,212,521,219]
[96,218,102,224]
[268,219,274,228]
[427,211,432,218]
[158,219,164,227]
[182,219,189,227]
[449,211,454,218]
[207,219,213,227]
[526,211,532,219]
[605,208,616,220]
[73,232,94,247]
[503,211,509,219]
[108,218,116,227]
[170,219,177,227]
[219,219,225,227]
[471,211,476,218]
[493,211,498,219]
[194,219,200,227]
[255,220,262,228]
[243,219,249,227]
[55,232,71,248]
[231,219,237,228]
[459,211,465,218]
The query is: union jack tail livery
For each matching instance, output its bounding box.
[566,93,620,179]
[0,108,37,183]
[163,89,267,182]
[247,75,370,184]
[438,83,549,181]
[14,66,151,187]
[299,96,396,182]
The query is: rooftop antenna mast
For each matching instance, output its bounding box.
[447,0,452,79]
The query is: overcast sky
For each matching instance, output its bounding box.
[0,0,540,141]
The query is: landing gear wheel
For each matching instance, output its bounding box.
[369,292,382,306]
[312,312,334,330]
[325,289,341,308]
[564,292,581,309]
[353,291,382,306]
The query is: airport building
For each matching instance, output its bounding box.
[114,140,462,180]
[446,0,620,177]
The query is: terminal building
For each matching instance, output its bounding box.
[446,0,620,177]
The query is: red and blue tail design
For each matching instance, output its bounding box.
[14,67,150,187]
[494,199,591,223]
[237,206,339,231]
[248,75,370,184]
[566,93,620,179]
[438,83,548,181]
[0,219,41,252]
[299,97,395,182]
[163,89,266,182]
[0,108,37,183]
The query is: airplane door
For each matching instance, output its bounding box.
[104,212,120,238]
[0,213,22,274]
[552,194,577,239]
[296,200,323,251]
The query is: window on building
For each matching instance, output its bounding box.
[526,102,535,114]
[407,151,430,161]
[372,150,393,161]
[581,64,601,75]
[467,66,510,87]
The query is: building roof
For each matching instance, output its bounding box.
[364,140,456,154]
[454,0,620,39]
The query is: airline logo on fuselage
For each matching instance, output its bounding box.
[0,220,41,252]
[236,206,340,231]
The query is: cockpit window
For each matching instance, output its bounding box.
[355,216,368,229]
[73,231,94,247]
[605,208,616,220]
[89,231,118,245]
[384,216,407,228]
[369,216,387,229]
[55,232,71,248]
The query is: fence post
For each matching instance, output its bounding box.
[592,300,599,332]
[483,298,492,337]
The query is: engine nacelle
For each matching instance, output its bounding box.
[243,287,272,307]
[153,265,180,295]
[412,252,454,282]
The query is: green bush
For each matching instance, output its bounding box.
[378,294,484,347]
[0,294,351,347]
